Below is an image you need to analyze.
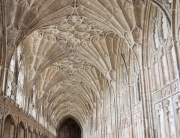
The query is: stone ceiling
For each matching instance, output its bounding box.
[5,0,145,127]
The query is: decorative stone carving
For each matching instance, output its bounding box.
[163,99,176,138]
[134,0,145,7]
[123,0,133,9]
[132,26,142,44]
[7,26,17,46]
[0,0,180,138]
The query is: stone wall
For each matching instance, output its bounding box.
[0,96,55,138]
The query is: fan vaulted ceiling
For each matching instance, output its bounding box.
[5,0,145,127]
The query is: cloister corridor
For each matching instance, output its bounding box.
[0,0,180,138]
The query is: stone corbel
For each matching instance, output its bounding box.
[123,0,133,9]
[134,0,145,7]
[132,26,142,45]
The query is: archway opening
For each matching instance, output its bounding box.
[58,118,81,138]
[4,115,15,138]
[18,122,25,138]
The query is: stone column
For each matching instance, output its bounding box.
[19,126,25,138]
[25,128,28,138]
[16,124,19,138]
[0,66,2,95]
[0,114,3,138]
[0,105,4,138]
[2,68,8,96]
[96,98,102,138]
[9,123,15,138]
[91,107,96,137]
[172,0,180,83]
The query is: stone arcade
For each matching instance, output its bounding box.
[0,0,180,138]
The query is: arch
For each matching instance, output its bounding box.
[57,117,82,138]
[3,115,15,138]
[19,121,25,129]
[28,125,33,138]
[151,0,171,27]
[18,121,25,138]
[57,115,83,132]
[4,113,16,125]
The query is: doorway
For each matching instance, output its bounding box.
[58,118,81,138]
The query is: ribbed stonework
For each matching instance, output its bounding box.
[0,0,180,138]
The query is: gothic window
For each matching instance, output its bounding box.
[152,9,159,50]
[16,45,25,108]
[7,53,15,98]
[152,7,169,50]
[132,76,141,104]
[131,52,141,104]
